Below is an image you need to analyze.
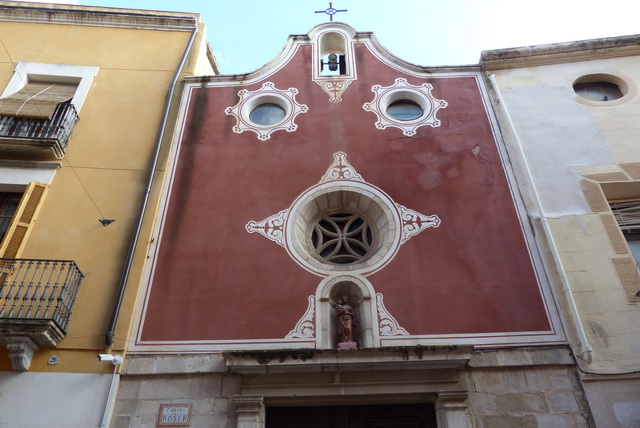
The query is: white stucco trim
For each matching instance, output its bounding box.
[1,62,99,112]
[0,161,59,192]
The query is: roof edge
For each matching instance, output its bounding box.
[481,34,640,70]
[0,1,200,31]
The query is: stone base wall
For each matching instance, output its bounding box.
[582,378,640,428]
[111,373,239,428]
[468,366,593,428]
[110,348,629,428]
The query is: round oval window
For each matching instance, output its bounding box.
[573,81,623,102]
[386,100,423,121]
[249,103,286,125]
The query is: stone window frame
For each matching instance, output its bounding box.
[581,166,640,301]
[572,72,636,107]
[285,182,402,277]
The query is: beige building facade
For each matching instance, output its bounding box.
[0,2,214,427]
[484,36,640,427]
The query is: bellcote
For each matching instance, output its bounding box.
[309,23,357,102]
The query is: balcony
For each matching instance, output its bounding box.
[0,258,83,370]
[0,102,79,160]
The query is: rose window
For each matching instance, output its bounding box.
[246,151,441,276]
[310,212,374,264]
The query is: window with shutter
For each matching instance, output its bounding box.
[0,193,23,242]
[0,181,48,259]
[0,81,78,120]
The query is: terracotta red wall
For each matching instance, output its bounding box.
[140,42,549,342]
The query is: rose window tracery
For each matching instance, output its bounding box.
[310,211,374,264]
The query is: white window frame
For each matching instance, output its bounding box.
[1,62,99,113]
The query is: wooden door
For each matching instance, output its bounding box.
[266,403,437,428]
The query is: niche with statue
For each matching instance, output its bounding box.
[317,276,376,349]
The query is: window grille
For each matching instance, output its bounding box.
[610,201,640,234]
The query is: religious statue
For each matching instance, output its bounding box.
[332,296,356,349]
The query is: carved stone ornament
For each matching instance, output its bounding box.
[285,295,316,339]
[377,293,409,336]
[245,209,288,247]
[234,396,265,428]
[225,82,308,141]
[320,151,364,183]
[7,337,39,371]
[363,77,448,136]
[315,79,353,103]
[397,204,441,243]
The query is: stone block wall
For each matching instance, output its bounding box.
[111,373,238,428]
[110,348,607,428]
[468,365,593,428]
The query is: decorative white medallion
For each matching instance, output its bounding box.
[315,80,353,103]
[245,209,288,247]
[377,293,409,336]
[245,152,441,276]
[285,295,316,339]
[320,151,364,182]
[397,204,441,243]
[362,77,448,136]
[225,82,308,141]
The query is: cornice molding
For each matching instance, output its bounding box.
[482,34,640,70]
[184,29,480,84]
[0,2,198,31]
[224,346,473,374]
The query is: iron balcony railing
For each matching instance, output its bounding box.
[0,258,84,333]
[0,102,79,157]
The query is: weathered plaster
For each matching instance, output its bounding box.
[501,85,613,218]
[0,372,112,426]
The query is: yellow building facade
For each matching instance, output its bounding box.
[0,2,215,426]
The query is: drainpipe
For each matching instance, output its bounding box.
[99,355,123,428]
[105,23,199,347]
[487,73,593,363]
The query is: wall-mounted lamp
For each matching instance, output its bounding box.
[97,354,122,366]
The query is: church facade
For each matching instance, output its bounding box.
[113,23,611,427]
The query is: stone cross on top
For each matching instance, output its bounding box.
[314,2,348,21]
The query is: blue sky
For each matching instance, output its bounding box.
[21,0,640,74]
